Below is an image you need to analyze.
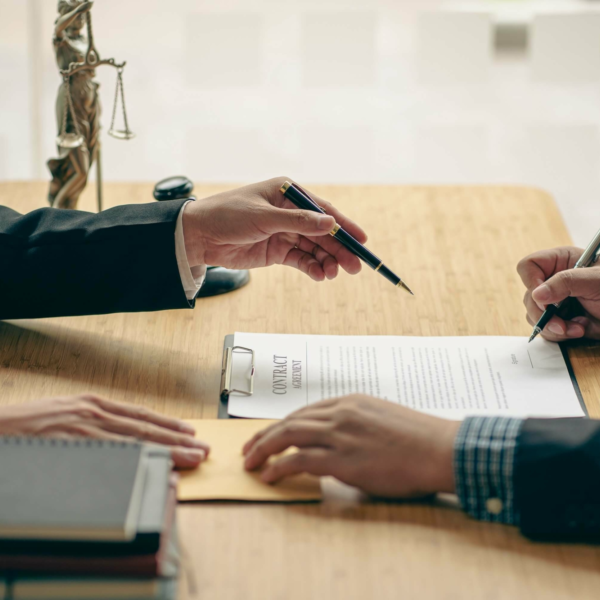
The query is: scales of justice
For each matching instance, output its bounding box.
[48,0,250,296]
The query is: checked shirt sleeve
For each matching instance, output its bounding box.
[454,416,524,525]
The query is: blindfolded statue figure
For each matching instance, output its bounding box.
[48,0,99,209]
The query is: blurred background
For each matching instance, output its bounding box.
[1,0,600,244]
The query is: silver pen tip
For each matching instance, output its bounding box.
[397,280,414,295]
[528,328,541,343]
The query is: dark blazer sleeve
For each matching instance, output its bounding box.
[0,201,194,320]
[515,417,600,542]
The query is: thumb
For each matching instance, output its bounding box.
[263,208,336,236]
[532,269,599,308]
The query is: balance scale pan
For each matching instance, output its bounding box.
[56,134,84,149]
[108,130,136,140]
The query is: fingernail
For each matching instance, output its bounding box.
[532,284,551,304]
[185,449,205,462]
[179,423,195,435]
[318,216,335,231]
[191,439,207,448]
[548,322,563,335]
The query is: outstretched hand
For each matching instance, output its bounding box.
[183,177,368,282]
[243,395,458,498]
[0,395,209,469]
[518,246,600,341]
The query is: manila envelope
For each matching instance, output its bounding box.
[177,419,322,502]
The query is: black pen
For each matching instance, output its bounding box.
[280,181,413,294]
[529,226,600,343]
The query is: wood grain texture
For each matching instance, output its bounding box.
[1,181,600,599]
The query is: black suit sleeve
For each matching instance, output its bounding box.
[0,201,194,320]
[515,417,600,542]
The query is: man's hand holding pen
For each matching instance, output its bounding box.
[519,246,600,341]
[182,176,367,282]
[280,181,413,293]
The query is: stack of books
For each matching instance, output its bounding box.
[0,437,179,600]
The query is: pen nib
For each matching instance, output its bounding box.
[397,280,414,295]
[528,328,541,343]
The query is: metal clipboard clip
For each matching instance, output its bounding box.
[220,346,255,398]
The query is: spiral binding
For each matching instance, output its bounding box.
[0,437,139,449]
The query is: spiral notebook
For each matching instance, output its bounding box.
[0,437,150,543]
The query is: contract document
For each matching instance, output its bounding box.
[226,333,586,420]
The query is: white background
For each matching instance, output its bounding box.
[2,0,600,245]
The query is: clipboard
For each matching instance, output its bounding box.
[218,335,588,420]
[559,343,588,417]
[219,335,256,419]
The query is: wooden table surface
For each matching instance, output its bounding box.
[2,181,600,599]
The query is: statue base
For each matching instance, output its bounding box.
[198,266,250,298]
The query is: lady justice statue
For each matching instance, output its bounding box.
[47,0,134,211]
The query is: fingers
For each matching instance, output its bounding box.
[260,448,336,484]
[242,421,280,457]
[517,247,591,338]
[523,289,585,339]
[517,247,583,290]
[304,234,363,275]
[282,248,327,282]
[170,446,206,469]
[244,420,334,471]
[266,204,364,278]
[242,398,340,456]
[322,255,339,280]
[526,313,563,341]
[571,315,600,339]
[45,422,205,469]
[264,177,368,244]
[525,312,585,341]
[262,207,336,237]
[95,411,210,453]
[531,268,600,307]
[82,395,196,435]
[304,191,368,245]
[79,395,211,454]
[261,178,366,276]
[296,237,339,280]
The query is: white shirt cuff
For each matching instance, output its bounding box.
[175,200,206,301]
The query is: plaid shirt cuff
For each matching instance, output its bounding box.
[454,416,524,525]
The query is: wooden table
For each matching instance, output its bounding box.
[2,181,600,599]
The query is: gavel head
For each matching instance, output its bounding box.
[153,176,195,202]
